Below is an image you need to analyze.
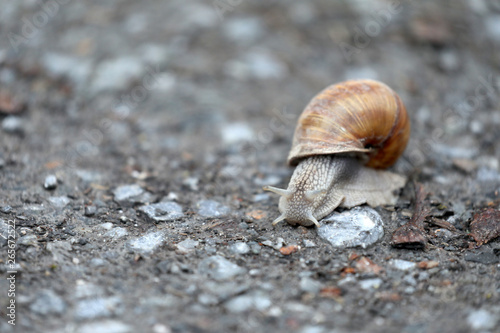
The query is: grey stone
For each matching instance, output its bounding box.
[104,227,129,240]
[485,15,500,41]
[176,238,199,253]
[221,122,254,144]
[74,297,122,320]
[198,255,246,281]
[252,193,270,202]
[303,240,316,248]
[77,320,132,333]
[84,205,97,216]
[48,196,71,209]
[113,184,144,202]
[30,290,66,315]
[41,53,92,87]
[464,248,499,264]
[318,207,384,248]
[138,201,184,222]
[126,231,166,255]
[229,242,251,255]
[300,277,322,294]
[18,234,38,246]
[89,258,107,267]
[359,278,383,290]
[2,116,24,133]
[91,57,143,92]
[224,291,272,313]
[197,200,231,218]
[388,259,417,271]
[0,219,10,246]
[467,309,497,330]
[44,175,58,190]
[225,50,288,80]
[223,17,264,43]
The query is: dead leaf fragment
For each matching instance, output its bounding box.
[320,286,343,299]
[0,91,25,114]
[418,260,439,269]
[469,208,500,246]
[279,245,300,255]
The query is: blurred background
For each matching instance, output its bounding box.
[1,1,500,332]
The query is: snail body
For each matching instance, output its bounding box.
[264,79,410,227]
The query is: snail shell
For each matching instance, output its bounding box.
[264,79,410,227]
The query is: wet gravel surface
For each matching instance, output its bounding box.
[1,1,500,332]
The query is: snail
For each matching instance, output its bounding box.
[263,79,410,227]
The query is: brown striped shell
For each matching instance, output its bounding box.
[287,79,410,168]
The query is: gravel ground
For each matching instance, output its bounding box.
[1,1,500,332]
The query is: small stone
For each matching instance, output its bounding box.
[2,116,24,134]
[388,259,417,271]
[44,175,58,190]
[113,184,144,202]
[126,231,166,255]
[89,258,107,267]
[176,238,199,253]
[138,202,184,222]
[100,223,114,230]
[223,17,264,43]
[485,15,500,42]
[224,291,272,313]
[252,193,270,202]
[30,290,66,315]
[18,234,38,246]
[48,196,71,209]
[91,57,143,92]
[183,177,199,191]
[74,297,122,320]
[104,227,129,240]
[467,309,497,330]
[359,278,383,290]
[1,205,12,213]
[300,277,322,294]
[318,207,384,248]
[229,242,251,255]
[197,200,231,218]
[279,245,300,255]
[464,248,499,265]
[0,219,10,246]
[221,122,255,144]
[418,260,439,269]
[355,257,383,275]
[84,205,97,216]
[198,255,246,281]
[303,240,316,248]
[77,320,132,333]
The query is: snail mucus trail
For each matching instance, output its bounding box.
[264,79,410,227]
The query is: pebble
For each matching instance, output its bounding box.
[91,57,143,92]
[388,259,417,271]
[44,175,58,190]
[74,297,122,320]
[30,290,66,315]
[223,17,264,43]
[104,227,129,240]
[48,196,71,209]
[221,122,255,145]
[126,231,166,255]
[252,193,270,202]
[359,278,383,290]
[198,255,246,281]
[464,248,499,264]
[197,200,231,218]
[466,309,497,330]
[176,238,199,253]
[229,242,251,255]
[2,116,24,133]
[224,291,272,313]
[303,240,316,248]
[485,15,500,42]
[225,50,287,80]
[41,53,92,87]
[0,219,9,246]
[113,184,144,202]
[18,234,38,246]
[317,207,384,248]
[89,258,107,267]
[77,320,132,333]
[138,201,184,222]
[84,205,97,216]
[300,277,322,294]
